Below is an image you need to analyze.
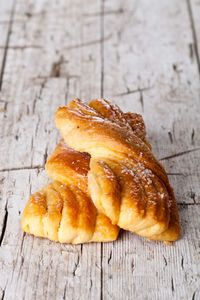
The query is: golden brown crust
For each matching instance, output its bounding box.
[89,99,150,146]
[46,139,90,192]
[22,140,119,244]
[55,98,180,242]
[21,181,119,244]
[55,100,168,184]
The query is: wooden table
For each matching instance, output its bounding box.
[0,0,200,299]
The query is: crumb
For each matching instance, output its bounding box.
[164,241,173,246]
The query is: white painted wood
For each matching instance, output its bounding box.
[102,0,200,204]
[189,0,200,92]
[102,0,200,299]
[0,0,102,299]
[0,0,15,92]
[0,0,199,299]
[102,205,200,300]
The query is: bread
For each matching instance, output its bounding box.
[21,141,119,244]
[55,98,180,242]
[46,139,90,192]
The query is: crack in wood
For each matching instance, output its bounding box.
[189,43,194,62]
[115,86,152,97]
[0,18,24,25]
[192,291,196,300]
[95,262,101,270]
[16,111,23,122]
[139,90,144,112]
[63,283,67,300]
[19,236,34,297]
[32,78,46,112]
[50,56,64,78]
[168,131,173,144]
[26,104,30,115]
[65,77,70,104]
[178,203,200,206]
[89,279,93,292]
[159,147,200,161]
[32,96,37,115]
[108,250,112,264]
[0,165,44,172]
[0,0,17,91]
[83,8,124,17]
[20,231,26,255]
[171,277,174,292]
[163,255,167,266]
[1,290,5,300]
[172,63,183,80]
[43,145,48,167]
[29,136,34,168]
[34,74,80,82]
[16,252,25,285]
[61,35,111,52]
[167,172,188,176]
[187,0,200,78]
[191,128,195,145]
[38,78,47,99]
[72,254,80,276]
[25,12,32,18]
[131,260,135,273]
[172,120,176,141]
[35,115,41,135]
[0,45,42,50]
[0,203,8,247]
[115,0,139,42]
[181,255,184,270]
[190,191,196,203]
[0,100,10,104]
[28,170,33,198]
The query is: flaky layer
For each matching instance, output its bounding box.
[46,139,90,192]
[21,181,119,244]
[55,98,180,241]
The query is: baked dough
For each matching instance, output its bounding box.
[55,98,180,241]
[21,141,119,244]
[46,139,90,192]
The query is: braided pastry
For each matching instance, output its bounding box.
[21,140,119,244]
[55,98,180,242]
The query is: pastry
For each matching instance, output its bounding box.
[55,98,180,241]
[21,141,119,244]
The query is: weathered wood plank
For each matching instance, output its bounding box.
[0,0,102,170]
[188,0,200,78]
[0,0,15,91]
[102,204,200,300]
[0,0,103,299]
[102,0,200,205]
[101,0,200,299]
[0,1,15,49]
[0,169,102,300]
[0,0,200,299]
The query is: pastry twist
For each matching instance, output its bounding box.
[21,140,119,244]
[55,98,180,241]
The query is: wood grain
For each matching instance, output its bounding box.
[102,0,200,299]
[0,0,102,299]
[0,0,199,299]
[0,0,15,92]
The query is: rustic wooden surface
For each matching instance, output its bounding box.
[0,0,199,299]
